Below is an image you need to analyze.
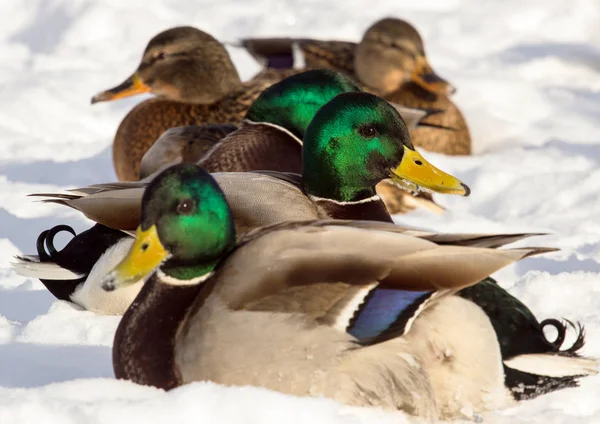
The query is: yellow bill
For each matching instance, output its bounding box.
[390,146,470,196]
[411,55,456,96]
[91,73,152,104]
[102,225,168,291]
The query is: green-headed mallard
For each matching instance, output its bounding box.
[241,17,470,155]
[100,163,597,420]
[91,26,457,182]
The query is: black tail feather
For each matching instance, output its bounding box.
[37,225,76,260]
[541,318,586,356]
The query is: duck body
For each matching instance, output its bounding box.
[27,170,595,401]
[105,164,590,420]
[138,123,238,179]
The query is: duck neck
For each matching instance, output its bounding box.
[113,261,217,390]
[302,153,378,203]
[304,175,377,203]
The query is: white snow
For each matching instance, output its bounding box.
[1,0,600,422]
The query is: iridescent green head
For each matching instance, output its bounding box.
[302,92,469,202]
[245,70,361,139]
[104,164,235,289]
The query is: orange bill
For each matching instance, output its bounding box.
[91,73,151,104]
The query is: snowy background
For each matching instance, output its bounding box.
[1,0,600,422]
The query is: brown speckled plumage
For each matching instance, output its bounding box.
[112,77,281,181]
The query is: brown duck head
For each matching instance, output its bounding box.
[91,26,242,105]
[354,18,455,96]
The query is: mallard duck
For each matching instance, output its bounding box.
[240,17,471,155]
[101,163,597,420]
[91,26,458,182]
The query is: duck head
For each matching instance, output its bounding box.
[104,164,235,289]
[302,92,469,202]
[354,18,455,96]
[245,69,362,139]
[92,27,242,105]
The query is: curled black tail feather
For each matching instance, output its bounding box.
[540,319,586,356]
[540,318,567,350]
[37,225,77,260]
[540,318,586,356]
[36,229,51,261]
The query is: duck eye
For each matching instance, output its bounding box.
[154,51,166,61]
[176,198,195,215]
[358,125,378,138]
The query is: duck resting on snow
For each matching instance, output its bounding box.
[101,164,599,421]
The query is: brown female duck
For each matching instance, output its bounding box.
[92,26,298,181]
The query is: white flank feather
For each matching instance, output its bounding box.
[504,354,600,377]
[11,258,84,280]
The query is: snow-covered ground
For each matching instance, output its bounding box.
[1,0,600,422]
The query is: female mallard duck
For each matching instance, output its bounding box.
[101,164,597,420]
[92,26,445,182]
[241,17,470,155]
[14,93,596,403]
[91,26,298,181]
